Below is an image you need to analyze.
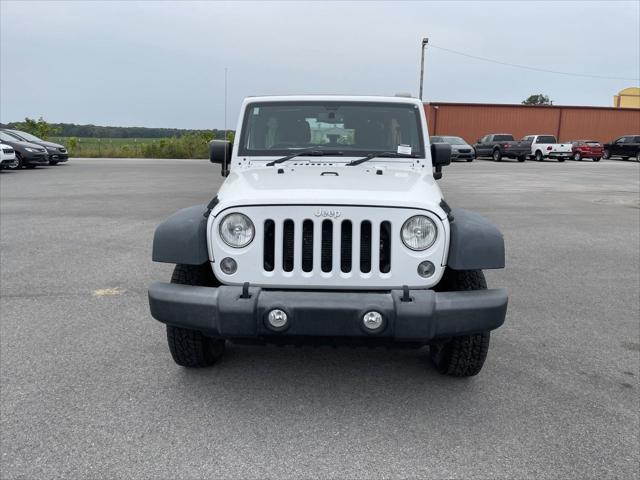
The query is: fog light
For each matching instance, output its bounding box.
[417,261,435,278]
[362,311,384,331]
[220,257,237,274]
[267,309,289,330]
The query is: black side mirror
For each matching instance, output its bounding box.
[209,140,232,176]
[431,143,451,180]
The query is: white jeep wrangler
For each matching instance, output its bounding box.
[149,95,508,377]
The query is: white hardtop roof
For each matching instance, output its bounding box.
[243,95,423,105]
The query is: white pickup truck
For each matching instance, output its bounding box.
[523,135,572,162]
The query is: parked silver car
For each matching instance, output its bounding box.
[430,136,475,162]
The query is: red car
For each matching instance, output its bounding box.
[568,140,604,161]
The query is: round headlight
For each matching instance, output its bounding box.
[219,213,254,248]
[401,215,437,251]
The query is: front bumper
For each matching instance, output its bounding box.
[451,152,475,160]
[148,283,508,342]
[22,153,48,165]
[48,153,69,162]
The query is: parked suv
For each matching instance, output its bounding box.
[603,135,640,161]
[0,131,48,169]
[473,134,530,162]
[568,140,604,161]
[3,129,69,165]
[148,95,508,377]
[430,136,475,162]
[0,143,17,169]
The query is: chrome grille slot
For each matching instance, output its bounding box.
[340,220,352,273]
[282,219,294,272]
[263,220,275,271]
[360,221,372,273]
[302,220,314,272]
[380,221,391,273]
[321,220,333,273]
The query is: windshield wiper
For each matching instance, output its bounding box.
[345,151,415,166]
[266,149,343,166]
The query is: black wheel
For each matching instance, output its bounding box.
[535,150,544,162]
[430,269,491,377]
[517,156,525,162]
[49,160,59,165]
[635,153,640,162]
[593,157,601,162]
[492,149,502,162]
[558,157,566,162]
[6,153,22,170]
[466,158,473,162]
[166,264,225,367]
[602,149,610,159]
[573,152,581,161]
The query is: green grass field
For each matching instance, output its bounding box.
[49,135,213,159]
[51,137,164,146]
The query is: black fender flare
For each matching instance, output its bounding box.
[447,208,505,270]
[152,205,209,265]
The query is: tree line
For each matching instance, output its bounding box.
[0,118,232,139]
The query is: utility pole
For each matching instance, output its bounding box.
[419,37,429,100]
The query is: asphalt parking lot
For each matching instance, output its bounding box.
[1,158,639,479]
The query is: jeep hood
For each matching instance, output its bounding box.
[213,165,447,219]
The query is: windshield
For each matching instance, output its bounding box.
[0,131,22,142]
[437,136,466,145]
[8,130,42,142]
[494,134,514,141]
[239,102,424,157]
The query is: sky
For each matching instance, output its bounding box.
[1,0,639,130]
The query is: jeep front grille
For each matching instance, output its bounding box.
[262,218,391,274]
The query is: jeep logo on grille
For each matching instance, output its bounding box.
[314,208,341,218]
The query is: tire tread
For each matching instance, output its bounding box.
[431,269,491,377]
[165,264,224,368]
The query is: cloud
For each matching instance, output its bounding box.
[1,0,638,129]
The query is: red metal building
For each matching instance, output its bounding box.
[424,102,640,144]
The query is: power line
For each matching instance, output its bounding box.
[428,44,640,82]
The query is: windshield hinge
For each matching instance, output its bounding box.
[439,199,454,222]
[203,196,219,217]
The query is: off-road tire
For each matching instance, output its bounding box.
[166,325,225,368]
[430,269,491,377]
[492,149,502,162]
[170,262,219,287]
[166,264,225,367]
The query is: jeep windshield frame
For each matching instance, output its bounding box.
[237,101,425,158]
